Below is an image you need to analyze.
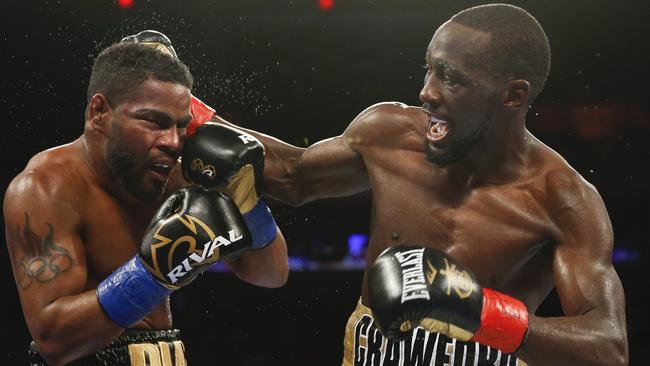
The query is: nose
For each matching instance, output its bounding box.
[419,76,442,110]
[158,126,182,156]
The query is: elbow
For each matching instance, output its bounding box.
[267,261,289,288]
[605,325,628,366]
[32,336,70,366]
[238,270,288,288]
[609,336,628,366]
[250,260,289,288]
[592,333,628,366]
[230,256,289,288]
[602,351,627,366]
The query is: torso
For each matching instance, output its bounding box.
[83,185,172,329]
[354,104,568,311]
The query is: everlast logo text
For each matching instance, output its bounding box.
[394,248,430,303]
[166,229,242,283]
[352,314,523,366]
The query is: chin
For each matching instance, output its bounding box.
[423,125,486,166]
[128,179,166,203]
[424,142,464,166]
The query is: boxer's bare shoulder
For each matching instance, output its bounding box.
[530,138,604,214]
[524,138,613,254]
[345,102,427,152]
[5,141,90,214]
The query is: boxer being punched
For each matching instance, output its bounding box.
[177,4,628,365]
[3,42,288,366]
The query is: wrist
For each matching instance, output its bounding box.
[242,200,277,249]
[470,288,529,354]
[96,256,172,328]
[226,164,259,213]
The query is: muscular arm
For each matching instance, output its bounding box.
[213,111,370,206]
[226,228,288,288]
[4,172,123,366]
[518,173,628,366]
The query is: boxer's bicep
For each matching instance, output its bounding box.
[284,133,368,203]
[4,172,87,329]
[553,243,623,319]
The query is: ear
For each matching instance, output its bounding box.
[501,79,530,109]
[87,94,112,132]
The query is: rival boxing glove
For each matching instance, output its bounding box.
[120,30,215,134]
[368,245,528,354]
[181,123,277,249]
[97,186,252,328]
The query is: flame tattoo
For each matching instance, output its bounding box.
[14,212,73,290]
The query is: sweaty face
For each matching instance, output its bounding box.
[419,22,502,166]
[105,79,192,202]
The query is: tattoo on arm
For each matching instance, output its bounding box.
[14,212,73,290]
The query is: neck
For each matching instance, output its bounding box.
[443,113,531,187]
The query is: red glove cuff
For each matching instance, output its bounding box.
[187,95,216,136]
[470,288,529,354]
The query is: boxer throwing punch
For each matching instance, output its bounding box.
[4,42,288,366]
[168,4,628,365]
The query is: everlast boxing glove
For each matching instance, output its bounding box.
[368,245,529,354]
[97,187,251,328]
[182,123,277,249]
[120,30,215,135]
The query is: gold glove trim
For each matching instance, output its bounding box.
[226,164,259,213]
[419,318,474,342]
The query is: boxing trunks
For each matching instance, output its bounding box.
[28,329,186,366]
[342,299,528,366]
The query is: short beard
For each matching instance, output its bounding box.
[105,141,162,203]
[424,121,487,166]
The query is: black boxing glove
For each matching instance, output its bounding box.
[120,29,178,58]
[182,122,277,249]
[119,30,215,135]
[368,245,528,354]
[97,187,252,328]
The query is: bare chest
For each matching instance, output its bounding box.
[81,193,154,285]
[366,154,553,288]
[80,189,171,328]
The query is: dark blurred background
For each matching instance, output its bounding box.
[1,0,648,364]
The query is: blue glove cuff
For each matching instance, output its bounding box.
[243,200,278,249]
[96,256,172,328]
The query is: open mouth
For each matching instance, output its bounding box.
[149,163,173,179]
[425,113,450,145]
